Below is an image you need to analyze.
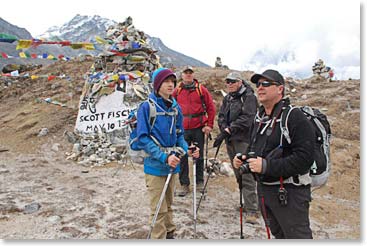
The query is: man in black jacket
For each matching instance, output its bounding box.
[215,72,259,224]
[233,69,315,239]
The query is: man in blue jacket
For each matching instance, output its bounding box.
[136,68,199,239]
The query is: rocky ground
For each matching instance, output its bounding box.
[0,60,360,239]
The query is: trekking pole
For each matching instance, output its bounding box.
[196,139,222,214]
[147,148,185,239]
[204,133,212,172]
[147,168,174,239]
[193,155,197,239]
[189,143,198,239]
[239,173,244,239]
[253,173,271,239]
[196,160,215,214]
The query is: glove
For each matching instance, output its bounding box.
[213,131,230,148]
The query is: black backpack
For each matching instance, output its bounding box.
[280,106,332,187]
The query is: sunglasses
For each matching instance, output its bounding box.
[256,81,280,88]
[225,79,238,84]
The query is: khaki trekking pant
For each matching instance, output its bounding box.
[145,173,177,239]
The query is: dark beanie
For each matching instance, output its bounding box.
[152,68,176,93]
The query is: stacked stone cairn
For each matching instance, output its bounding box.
[65,16,160,167]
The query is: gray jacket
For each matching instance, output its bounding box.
[217,83,258,143]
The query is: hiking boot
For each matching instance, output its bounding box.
[245,213,259,225]
[166,231,175,239]
[177,185,190,197]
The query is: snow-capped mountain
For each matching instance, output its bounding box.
[0,15,209,70]
[37,14,116,42]
[36,14,208,67]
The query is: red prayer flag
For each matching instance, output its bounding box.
[47,75,57,81]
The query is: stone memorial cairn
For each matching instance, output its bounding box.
[65,16,161,167]
[312,58,333,80]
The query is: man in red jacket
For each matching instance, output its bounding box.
[173,66,216,197]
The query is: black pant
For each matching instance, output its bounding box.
[258,184,313,239]
[179,127,205,185]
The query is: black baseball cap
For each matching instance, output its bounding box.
[250,69,285,85]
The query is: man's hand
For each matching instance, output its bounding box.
[188,145,200,159]
[248,157,263,173]
[167,154,180,168]
[233,154,246,169]
[213,131,230,148]
[202,126,213,135]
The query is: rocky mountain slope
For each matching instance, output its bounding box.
[0,60,360,239]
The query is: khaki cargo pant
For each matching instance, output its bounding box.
[145,173,176,239]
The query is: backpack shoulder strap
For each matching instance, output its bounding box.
[176,81,207,113]
[175,82,184,98]
[147,98,157,130]
[195,82,207,113]
[148,98,179,130]
[280,105,296,146]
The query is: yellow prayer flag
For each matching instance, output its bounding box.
[112,74,119,81]
[47,54,55,60]
[95,36,108,44]
[83,43,95,50]
[70,43,83,49]
[133,71,144,77]
[31,75,39,80]
[16,40,32,50]
[19,52,27,58]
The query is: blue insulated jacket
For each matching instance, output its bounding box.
[136,93,188,176]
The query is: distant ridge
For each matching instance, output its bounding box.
[0,15,209,70]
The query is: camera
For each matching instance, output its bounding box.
[236,152,256,175]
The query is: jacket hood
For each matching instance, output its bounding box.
[149,93,178,109]
[229,84,246,98]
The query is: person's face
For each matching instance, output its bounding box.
[226,79,242,93]
[158,76,176,99]
[182,70,194,83]
[256,78,283,105]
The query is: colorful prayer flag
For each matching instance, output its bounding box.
[19,52,27,58]
[0,33,18,43]
[47,75,56,81]
[1,52,8,58]
[16,40,32,50]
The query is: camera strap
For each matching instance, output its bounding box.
[280,176,284,189]
[251,101,285,158]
